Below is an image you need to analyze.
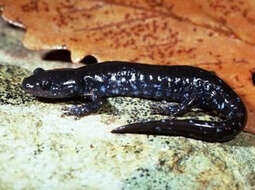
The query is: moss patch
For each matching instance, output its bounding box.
[0,64,35,105]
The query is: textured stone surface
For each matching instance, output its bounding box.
[0,18,255,190]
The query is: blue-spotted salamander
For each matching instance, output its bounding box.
[22,61,247,142]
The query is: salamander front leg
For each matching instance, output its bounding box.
[62,96,105,117]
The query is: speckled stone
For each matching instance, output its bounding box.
[0,18,255,190]
[0,64,34,105]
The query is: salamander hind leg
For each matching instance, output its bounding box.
[151,96,197,116]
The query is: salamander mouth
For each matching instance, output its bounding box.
[22,77,33,91]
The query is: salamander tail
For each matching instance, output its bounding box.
[111,119,242,142]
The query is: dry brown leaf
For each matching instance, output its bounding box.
[1,0,255,134]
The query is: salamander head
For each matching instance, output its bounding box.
[22,67,79,98]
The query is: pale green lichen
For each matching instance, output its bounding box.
[0,64,35,105]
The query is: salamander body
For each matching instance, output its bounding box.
[22,61,247,142]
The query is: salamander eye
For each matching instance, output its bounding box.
[33,67,45,75]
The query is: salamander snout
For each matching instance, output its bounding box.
[22,76,39,92]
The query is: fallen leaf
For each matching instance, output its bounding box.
[106,0,255,44]
[1,0,255,134]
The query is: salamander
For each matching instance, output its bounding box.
[22,61,247,142]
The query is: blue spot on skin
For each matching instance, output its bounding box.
[153,84,161,88]
[133,91,139,95]
[216,128,222,133]
[169,121,174,125]
[131,84,137,90]
[155,91,162,97]
[112,89,119,94]
[100,86,106,93]
[139,82,148,89]
[144,90,150,95]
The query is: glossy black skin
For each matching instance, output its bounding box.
[22,61,247,142]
